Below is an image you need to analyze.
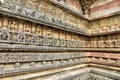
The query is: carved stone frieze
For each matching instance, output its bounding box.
[73,73,113,80]
[0,53,83,63]
[0,56,85,77]
[0,0,87,35]
[0,27,120,50]
[0,0,120,80]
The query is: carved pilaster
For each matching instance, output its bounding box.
[80,0,96,17]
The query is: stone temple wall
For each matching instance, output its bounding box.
[90,0,120,19]
[0,0,119,80]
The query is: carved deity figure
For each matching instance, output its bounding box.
[43,36,49,46]
[103,26,108,32]
[111,39,116,48]
[47,28,52,36]
[29,62,35,67]
[3,18,9,29]
[81,40,86,48]
[14,63,20,69]
[51,38,58,46]
[0,65,4,73]
[20,0,27,5]
[30,0,39,9]
[99,40,104,48]
[32,35,38,44]
[94,40,98,48]
[97,26,102,33]
[115,39,120,48]
[23,22,31,33]
[36,25,42,35]
[108,39,113,48]
[91,38,95,47]
[8,19,18,31]
[111,24,116,31]
[105,39,111,48]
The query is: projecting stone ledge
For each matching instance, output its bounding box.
[1,64,119,80]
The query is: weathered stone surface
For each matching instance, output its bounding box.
[0,0,119,80]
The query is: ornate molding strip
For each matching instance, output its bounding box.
[0,29,120,52]
[0,52,84,63]
[0,57,85,77]
[0,51,119,78]
[29,66,120,80]
[73,73,113,80]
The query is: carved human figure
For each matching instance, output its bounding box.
[24,22,31,33]
[98,26,102,33]
[60,39,65,47]
[0,65,4,73]
[36,26,42,35]
[30,0,39,9]
[90,41,95,48]
[3,18,9,29]
[92,40,97,48]
[47,28,52,37]
[89,41,92,48]
[115,39,120,48]
[111,39,116,48]
[14,63,20,69]
[29,62,35,67]
[20,0,27,5]
[91,27,95,34]
[8,19,18,31]
[51,38,58,46]
[32,35,38,44]
[105,39,111,48]
[43,36,49,46]
[100,40,104,48]
[80,40,84,48]
[109,22,116,32]
[103,26,108,32]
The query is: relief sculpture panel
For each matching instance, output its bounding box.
[0,0,88,33]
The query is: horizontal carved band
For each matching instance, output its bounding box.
[0,52,83,63]
[73,73,113,80]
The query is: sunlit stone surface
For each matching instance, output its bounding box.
[0,0,119,80]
